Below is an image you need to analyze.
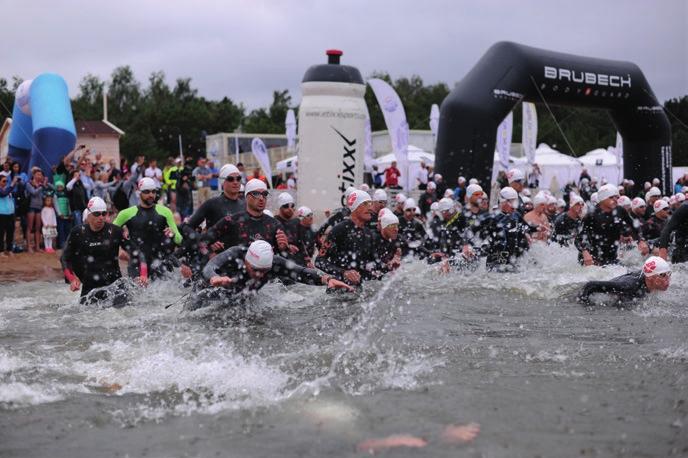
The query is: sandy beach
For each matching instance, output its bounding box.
[0,251,64,282]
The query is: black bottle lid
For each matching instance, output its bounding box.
[302,50,364,84]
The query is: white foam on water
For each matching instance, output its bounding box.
[0,382,65,406]
[0,350,28,373]
[655,345,688,361]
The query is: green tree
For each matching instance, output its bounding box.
[243,90,292,134]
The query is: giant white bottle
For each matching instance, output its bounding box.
[297,50,367,224]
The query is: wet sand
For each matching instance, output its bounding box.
[0,252,64,282]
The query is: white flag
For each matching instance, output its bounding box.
[368,78,410,190]
[364,113,374,171]
[522,102,537,165]
[285,109,297,153]
[496,112,513,170]
[251,137,273,189]
[429,104,440,146]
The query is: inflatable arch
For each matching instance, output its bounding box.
[7,73,76,177]
[435,42,672,195]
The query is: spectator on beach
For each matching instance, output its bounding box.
[193,158,213,204]
[416,161,429,190]
[0,174,17,257]
[207,161,219,192]
[41,195,58,253]
[54,180,72,249]
[384,161,401,189]
[144,159,163,188]
[236,162,247,184]
[26,168,51,252]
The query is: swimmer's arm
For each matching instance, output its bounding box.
[112,206,138,227]
[658,205,687,249]
[156,205,183,245]
[201,247,238,282]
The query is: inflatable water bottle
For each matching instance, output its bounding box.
[7,73,76,178]
[297,50,367,223]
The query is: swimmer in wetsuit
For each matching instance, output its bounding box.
[575,184,638,266]
[61,197,143,305]
[480,187,530,270]
[202,179,289,254]
[196,240,352,307]
[552,194,585,246]
[113,177,183,281]
[316,190,377,286]
[578,256,671,305]
[658,201,688,263]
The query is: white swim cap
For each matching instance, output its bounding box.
[643,256,670,277]
[427,181,437,190]
[138,177,157,191]
[443,189,454,198]
[533,191,548,206]
[652,178,661,186]
[521,196,532,204]
[359,183,370,192]
[570,194,585,206]
[507,168,525,182]
[430,202,439,212]
[557,198,566,208]
[618,195,632,207]
[590,192,599,205]
[245,240,274,269]
[263,209,274,217]
[631,197,646,209]
[347,190,372,211]
[394,193,407,204]
[437,197,455,212]
[277,192,294,207]
[380,210,399,229]
[219,164,240,180]
[465,183,484,200]
[499,186,518,202]
[653,199,669,212]
[86,197,107,214]
[676,193,686,203]
[245,178,268,196]
[296,206,313,218]
[547,195,558,205]
[403,198,417,211]
[344,186,356,199]
[457,176,466,184]
[645,187,661,202]
[469,178,479,185]
[521,188,532,197]
[597,184,619,202]
[373,189,388,202]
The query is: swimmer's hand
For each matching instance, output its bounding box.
[135,276,149,287]
[324,277,354,292]
[180,264,193,279]
[164,227,173,239]
[69,278,81,292]
[357,435,428,453]
[276,230,289,251]
[439,260,451,274]
[440,422,481,444]
[288,244,300,254]
[582,250,594,266]
[343,269,361,285]
[462,244,475,259]
[658,247,668,260]
[210,275,233,287]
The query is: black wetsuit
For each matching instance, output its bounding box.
[659,204,688,263]
[640,215,668,249]
[316,219,377,282]
[575,207,636,266]
[418,192,436,218]
[463,209,491,249]
[430,211,469,258]
[197,246,325,306]
[60,223,133,302]
[316,207,350,245]
[578,271,649,305]
[481,211,530,269]
[553,212,582,246]
[183,193,244,234]
[204,211,284,252]
[113,204,183,279]
[293,222,317,266]
[275,214,301,259]
[398,216,427,251]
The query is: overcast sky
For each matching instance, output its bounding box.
[3,0,687,110]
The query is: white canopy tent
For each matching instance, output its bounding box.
[276,155,298,172]
[376,145,435,189]
[531,143,584,191]
[578,147,622,185]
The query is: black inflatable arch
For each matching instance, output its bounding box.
[435,41,672,195]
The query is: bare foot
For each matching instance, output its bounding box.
[357,434,428,453]
[440,423,481,444]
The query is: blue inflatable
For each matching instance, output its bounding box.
[7,73,76,178]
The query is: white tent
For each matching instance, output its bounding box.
[376,145,435,189]
[530,143,583,192]
[276,155,298,172]
[491,151,527,182]
[578,147,622,185]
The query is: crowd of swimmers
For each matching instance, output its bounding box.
[24,155,682,308]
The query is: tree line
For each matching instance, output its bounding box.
[1,68,687,165]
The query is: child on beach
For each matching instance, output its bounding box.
[41,195,58,253]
